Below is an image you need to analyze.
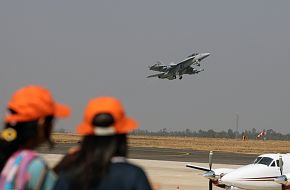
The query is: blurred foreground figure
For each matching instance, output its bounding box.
[54,97,153,190]
[0,85,70,190]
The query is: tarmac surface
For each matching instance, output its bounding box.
[43,154,241,190]
[38,143,258,165]
[40,143,259,189]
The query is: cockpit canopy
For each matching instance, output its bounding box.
[253,157,280,167]
[187,53,198,58]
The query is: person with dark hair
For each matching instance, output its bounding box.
[54,97,153,190]
[0,85,70,190]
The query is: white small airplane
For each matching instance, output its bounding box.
[186,151,290,190]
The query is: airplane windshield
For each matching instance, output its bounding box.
[187,53,198,57]
[253,157,262,164]
[256,157,274,166]
[270,161,276,167]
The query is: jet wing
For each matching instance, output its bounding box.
[166,57,193,74]
[146,73,164,78]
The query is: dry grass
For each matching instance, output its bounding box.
[52,133,81,143]
[52,133,290,154]
[128,136,290,154]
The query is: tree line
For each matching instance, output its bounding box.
[130,128,290,140]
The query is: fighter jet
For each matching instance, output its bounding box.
[147,52,210,80]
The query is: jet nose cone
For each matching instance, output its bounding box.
[197,53,210,61]
[203,53,210,58]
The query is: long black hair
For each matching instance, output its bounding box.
[64,135,117,189]
[57,113,131,190]
[0,109,54,172]
[114,134,128,157]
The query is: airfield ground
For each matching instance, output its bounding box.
[44,134,290,189]
[52,133,290,154]
[43,153,241,190]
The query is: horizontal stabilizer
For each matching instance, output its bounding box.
[149,62,168,72]
[186,164,210,172]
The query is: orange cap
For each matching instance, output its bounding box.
[5,85,71,123]
[76,97,138,135]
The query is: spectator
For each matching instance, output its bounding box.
[54,97,152,190]
[0,85,70,190]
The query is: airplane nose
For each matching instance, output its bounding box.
[203,53,210,58]
[197,53,210,61]
[220,174,236,186]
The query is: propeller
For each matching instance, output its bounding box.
[187,151,217,190]
[275,175,288,186]
[202,151,214,190]
[275,155,287,190]
[274,155,288,188]
[209,151,213,171]
[209,151,213,190]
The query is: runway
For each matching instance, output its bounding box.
[38,143,258,165]
[40,143,259,190]
[43,154,241,190]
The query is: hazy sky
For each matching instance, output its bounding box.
[1,1,290,133]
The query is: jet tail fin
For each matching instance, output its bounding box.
[156,61,163,65]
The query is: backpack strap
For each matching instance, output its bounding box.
[0,150,39,190]
[34,162,49,190]
[15,150,38,190]
[0,150,24,189]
